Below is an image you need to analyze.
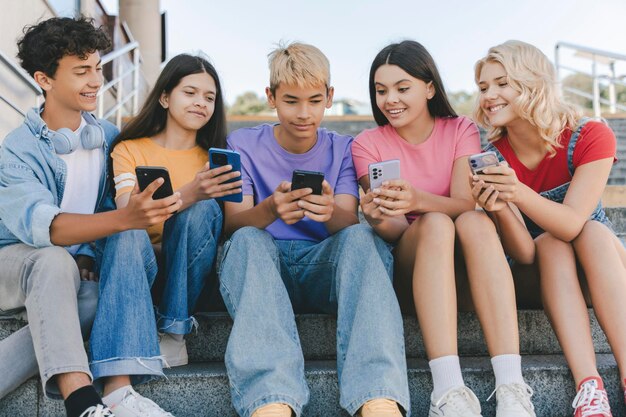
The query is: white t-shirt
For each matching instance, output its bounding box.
[58,117,104,255]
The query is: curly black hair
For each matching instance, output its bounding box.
[17,16,111,77]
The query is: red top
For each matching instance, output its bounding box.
[493,121,617,193]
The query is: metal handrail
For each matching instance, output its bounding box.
[0,49,43,118]
[0,49,42,95]
[555,42,626,117]
[0,95,26,117]
[97,41,143,128]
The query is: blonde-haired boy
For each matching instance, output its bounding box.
[218,41,410,417]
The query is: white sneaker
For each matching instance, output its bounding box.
[105,386,174,417]
[159,333,188,367]
[490,383,536,417]
[429,386,483,417]
[80,405,115,417]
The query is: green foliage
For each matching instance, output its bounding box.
[448,90,477,117]
[228,91,271,115]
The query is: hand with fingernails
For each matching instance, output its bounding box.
[190,162,243,202]
[470,161,520,212]
[122,178,183,229]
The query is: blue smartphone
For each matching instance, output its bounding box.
[208,148,243,203]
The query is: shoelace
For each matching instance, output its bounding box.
[121,389,174,417]
[434,386,481,416]
[488,384,535,413]
[572,382,611,417]
[80,405,114,417]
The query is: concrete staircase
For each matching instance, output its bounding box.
[2,208,626,416]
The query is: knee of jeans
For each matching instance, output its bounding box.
[27,246,80,291]
[230,226,274,250]
[336,224,380,252]
[169,199,222,230]
[105,229,151,254]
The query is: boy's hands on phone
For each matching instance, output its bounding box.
[297,180,335,222]
[189,162,243,202]
[122,178,183,229]
[269,181,312,224]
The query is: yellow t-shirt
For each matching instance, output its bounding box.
[111,137,208,243]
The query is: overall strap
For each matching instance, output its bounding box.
[566,117,593,176]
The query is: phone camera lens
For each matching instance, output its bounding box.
[211,152,228,166]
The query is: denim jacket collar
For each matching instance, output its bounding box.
[24,106,101,142]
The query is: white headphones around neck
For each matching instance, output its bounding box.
[47,115,105,154]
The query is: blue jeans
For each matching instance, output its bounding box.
[218,224,410,417]
[90,199,222,386]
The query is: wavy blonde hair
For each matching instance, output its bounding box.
[268,41,330,94]
[473,40,581,156]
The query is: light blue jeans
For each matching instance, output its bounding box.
[218,224,410,417]
[0,244,98,399]
[90,199,222,386]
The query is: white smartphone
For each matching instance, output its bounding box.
[468,151,500,175]
[368,159,401,190]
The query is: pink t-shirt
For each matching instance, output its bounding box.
[352,116,481,223]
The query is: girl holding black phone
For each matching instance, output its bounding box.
[92,54,241,416]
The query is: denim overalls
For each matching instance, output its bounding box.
[484,118,614,239]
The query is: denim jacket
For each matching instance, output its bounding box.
[0,107,118,256]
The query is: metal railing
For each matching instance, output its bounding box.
[0,48,43,117]
[0,41,146,128]
[555,42,626,118]
[98,41,144,128]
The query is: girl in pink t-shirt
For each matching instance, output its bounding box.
[467,40,625,416]
[352,40,536,415]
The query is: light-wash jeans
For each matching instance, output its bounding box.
[0,244,98,399]
[90,199,222,387]
[218,224,410,417]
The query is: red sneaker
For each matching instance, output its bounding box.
[572,376,612,417]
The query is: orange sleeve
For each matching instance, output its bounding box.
[111,141,137,198]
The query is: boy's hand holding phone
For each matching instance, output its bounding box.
[297,180,335,222]
[123,179,182,229]
[269,181,311,225]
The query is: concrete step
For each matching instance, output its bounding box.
[0,309,612,363]
[184,310,613,362]
[2,354,624,417]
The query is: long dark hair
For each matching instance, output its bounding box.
[112,53,226,151]
[369,40,457,126]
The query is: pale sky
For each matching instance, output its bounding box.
[102,0,626,107]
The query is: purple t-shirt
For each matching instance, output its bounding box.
[227,124,359,242]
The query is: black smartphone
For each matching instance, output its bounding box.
[208,148,243,203]
[291,169,324,195]
[135,166,174,200]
